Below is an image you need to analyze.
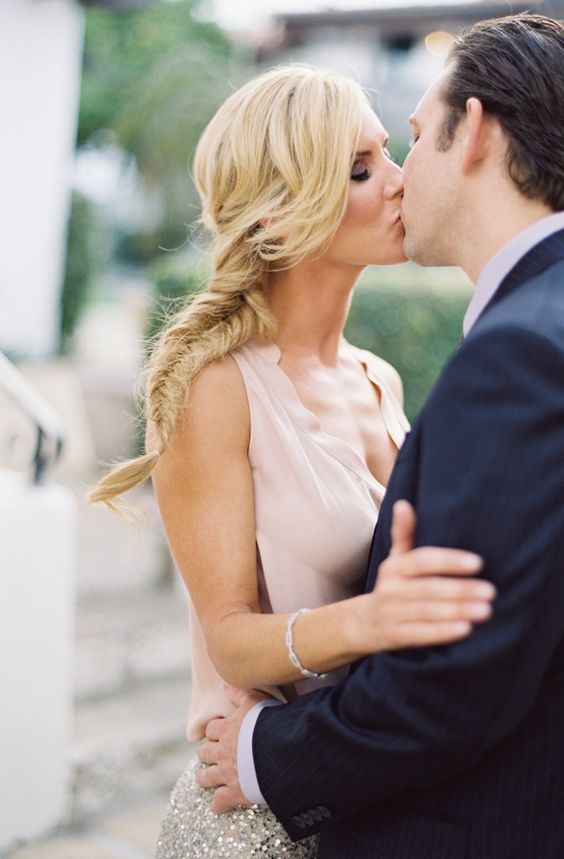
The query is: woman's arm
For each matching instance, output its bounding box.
[150,355,494,690]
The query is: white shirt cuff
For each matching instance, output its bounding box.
[237,700,282,804]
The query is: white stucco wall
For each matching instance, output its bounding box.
[0,0,84,358]
[0,471,77,852]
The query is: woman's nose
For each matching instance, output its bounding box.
[384,162,404,199]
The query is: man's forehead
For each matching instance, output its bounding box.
[410,69,449,125]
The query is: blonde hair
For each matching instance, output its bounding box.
[90,65,370,513]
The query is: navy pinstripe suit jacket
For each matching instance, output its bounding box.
[252,230,564,858]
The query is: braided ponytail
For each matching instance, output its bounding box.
[89,234,275,514]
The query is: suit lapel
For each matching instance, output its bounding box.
[478,228,564,322]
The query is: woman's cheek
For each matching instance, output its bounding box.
[361,183,386,223]
[346,191,374,227]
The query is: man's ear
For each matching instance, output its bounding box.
[461,97,488,175]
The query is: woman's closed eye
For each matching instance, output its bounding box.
[351,163,371,182]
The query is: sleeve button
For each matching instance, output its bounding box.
[317,805,331,818]
[292,815,306,830]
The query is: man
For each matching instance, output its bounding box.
[197,14,564,857]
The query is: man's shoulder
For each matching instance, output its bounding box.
[471,257,564,346]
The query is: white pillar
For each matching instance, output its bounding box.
[0,470,77,852]
[0,0,84,358]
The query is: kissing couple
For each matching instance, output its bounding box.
[92,12,564,859]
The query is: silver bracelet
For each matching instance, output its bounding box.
[285,608,328,680]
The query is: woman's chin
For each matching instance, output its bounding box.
[368,250,408,266]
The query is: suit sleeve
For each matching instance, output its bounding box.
[252,323,564,840]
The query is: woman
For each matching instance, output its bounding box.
[90,66,494,858]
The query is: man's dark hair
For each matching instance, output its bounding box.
[439,13,564,210]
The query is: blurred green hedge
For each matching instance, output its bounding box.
[148,259,472,422]
[345,266,471,420]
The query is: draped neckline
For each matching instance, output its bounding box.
[247,338,407,497]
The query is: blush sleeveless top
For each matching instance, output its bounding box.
[186,339,409,740]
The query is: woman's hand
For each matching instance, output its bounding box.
[352,500,495,652]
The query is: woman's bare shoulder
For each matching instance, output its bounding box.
[190,353,248,411]
[148,353,250,460]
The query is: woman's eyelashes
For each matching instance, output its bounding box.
[351,164,371,182]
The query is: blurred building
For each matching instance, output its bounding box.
[0,0,150,363]
[256,0,555,142]
[0,0,84,360]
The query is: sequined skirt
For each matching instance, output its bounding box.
[156,757,319,858]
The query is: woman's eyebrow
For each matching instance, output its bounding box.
[355,138,389,157]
